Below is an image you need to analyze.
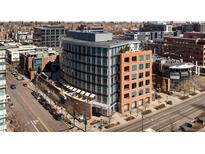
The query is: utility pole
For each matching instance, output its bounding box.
[73,102,75,125]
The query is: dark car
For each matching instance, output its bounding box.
[32,92,41,100]
[43,103,52,110]
[49,108,57,115]
[179,122,193,132]
[53,113,64,121]
[38,98,47,105]
[10,84,16,89]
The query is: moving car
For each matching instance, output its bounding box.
[17,76,24,81]
[10,84,16,89]
[179,122,193,132]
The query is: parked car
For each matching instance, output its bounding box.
[10,84,16,89]
[49,108,57,115]
[43,103,52,110]
[38,98,47,105]
[32,91,41,100]
[53,113,64,121]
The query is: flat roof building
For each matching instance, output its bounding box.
[153,56,194,91]
[33,25,66,47]
[19,49,58,80]
[163,32,205,66]
[61,30,141,116]
[119,50,152,113]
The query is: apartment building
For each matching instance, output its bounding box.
[0,47,6,132]
[163,32,205,66]
[33,25,66,47]
[119,50,152,113]
[60,30,140,115]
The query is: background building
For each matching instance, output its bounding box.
[0,47,6,132]
[11,31,33,44]
[163,32,205,66]
[60,30,140,115]
[33,25,66,47]
[6,45,37,64]
[119,50,152,113]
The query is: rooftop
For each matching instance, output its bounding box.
[62,37,139,48]
[154,56,194,69]
[35,25,65,29]
[21,49,57,58]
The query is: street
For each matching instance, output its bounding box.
[6,71,69,132]
[108,93,205,132]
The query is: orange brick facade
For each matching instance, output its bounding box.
[119,50,152,113]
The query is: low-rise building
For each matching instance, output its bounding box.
[12,31,33,44]
[6,45,37,64]
[152,56,194,92]
[19,49,58,80]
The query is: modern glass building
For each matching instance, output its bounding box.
[0,47,6,132]
[60,30,140,115]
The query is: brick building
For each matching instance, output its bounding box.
[119,50,152,113]
[19,49,58,80]
[163,32,205,66]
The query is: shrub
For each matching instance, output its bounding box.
[166,100,173,105]
[190,92,197,96]
[142,110,152,115]
[104,123,116,129]
[179,96,189,100]
[154,104,166,110]
[104,122,120,129]
[125,116,135,121]
[90,120,100,125]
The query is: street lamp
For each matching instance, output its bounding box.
[72,102,78,125]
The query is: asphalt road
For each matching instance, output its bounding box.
[6,71,69,132]
[109,93,205,132]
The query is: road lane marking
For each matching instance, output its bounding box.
[37,117,51,132]
[30,121,40,132]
